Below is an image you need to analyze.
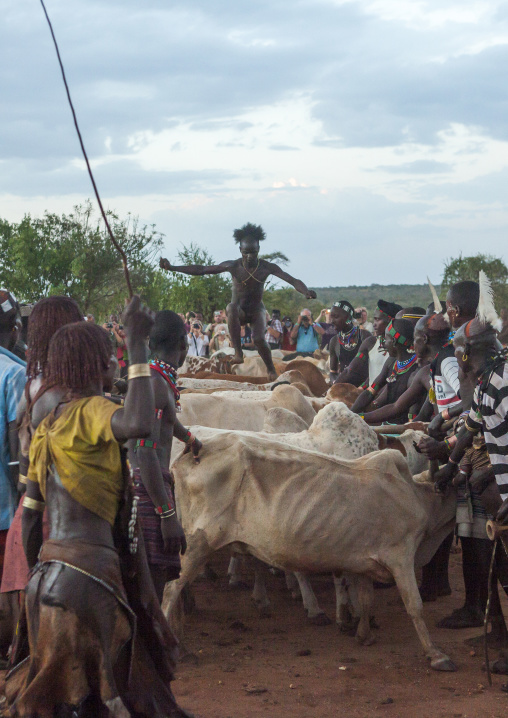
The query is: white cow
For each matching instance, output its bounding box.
[165,438,456,671]
[179,383,316,431]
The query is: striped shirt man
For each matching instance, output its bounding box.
[465,360,508,501]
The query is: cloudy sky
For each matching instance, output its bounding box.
[2,0,508,287]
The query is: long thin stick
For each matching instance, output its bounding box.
[484,539,497,686]
[39,0,133,298]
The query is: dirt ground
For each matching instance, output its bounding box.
[172,547,508,718]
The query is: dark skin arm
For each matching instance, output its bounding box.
[350,356,396,414]
[334,335,376,387]
[432,425,475,491]
[267,263,316,299]
[362,364,429,424]
[110,298,156,442]
[174,419,203,463]
[160,257,233,277]
[135,376,187,556]
[22,479,44,569]
[427,401,464,438]
[413,395,434,422]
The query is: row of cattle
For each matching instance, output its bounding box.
[162,353,458,672]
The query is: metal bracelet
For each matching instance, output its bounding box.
[128,363,152,380]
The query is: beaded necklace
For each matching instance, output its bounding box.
[394,354,418,374]
[386,354,418,383]
[337,324,359,349]
[149,358,181,412]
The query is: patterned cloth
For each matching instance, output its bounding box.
[28,396,123,526]
[430,344,461,413]
[456,438,490,539]
[0,346,26,531]
[133,468,181,580]
[265,318,283,347]
[466,360,508,502]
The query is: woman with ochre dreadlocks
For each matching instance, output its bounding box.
[6,298,191,717]
[0,297,84,654]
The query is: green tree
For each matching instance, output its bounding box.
[0,202,165,316]
[164,243,232,320]
[442,254,508,309]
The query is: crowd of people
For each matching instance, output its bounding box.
[1,270,508,715]
[167,305,374,360]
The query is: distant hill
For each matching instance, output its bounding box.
[312,284,440,315]
[263,283,441,321]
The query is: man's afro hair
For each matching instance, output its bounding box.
[233,223,266,244]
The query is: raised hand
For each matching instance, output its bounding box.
[160,257,173,271]
[121,295,155,342]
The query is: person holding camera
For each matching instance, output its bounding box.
[264,309,283,351]
[289,309,325,356]
[354,306,374,333]
[187,321,209,356]
[210,323,232,353]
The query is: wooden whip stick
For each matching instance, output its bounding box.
[39,0,133,298]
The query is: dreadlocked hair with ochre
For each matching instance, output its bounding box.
[26,296,83,379]
[46,323,112,395]
[233,223,266,244]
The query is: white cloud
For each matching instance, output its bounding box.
[0,0,507,286]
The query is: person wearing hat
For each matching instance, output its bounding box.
[332,300,402,388]
[0,291,26,598]
[328,301,371,384]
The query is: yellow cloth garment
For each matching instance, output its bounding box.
[28,396,122,526]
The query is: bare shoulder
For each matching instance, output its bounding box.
[360,335,377,352]
[32,387,67,429]
[218,259,236,270]
[417,364,431,385]
[151,370,170,408]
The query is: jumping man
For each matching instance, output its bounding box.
[160,223,316,380]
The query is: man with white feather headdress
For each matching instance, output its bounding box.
[433,272,508,683]
[434,272,507,508]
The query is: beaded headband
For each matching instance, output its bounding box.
[332,301,354,317]
[386,321,413,347]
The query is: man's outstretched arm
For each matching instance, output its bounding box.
[268,263,317,299]
[160,258,233,277]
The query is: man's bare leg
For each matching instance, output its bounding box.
[251,307,278,380]
[226,302,244,365]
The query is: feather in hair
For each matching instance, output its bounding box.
[477,270,502,331]
[427,277,442,314]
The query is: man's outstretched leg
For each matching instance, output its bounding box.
[251,307,278,380]
[226,302,244,366]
